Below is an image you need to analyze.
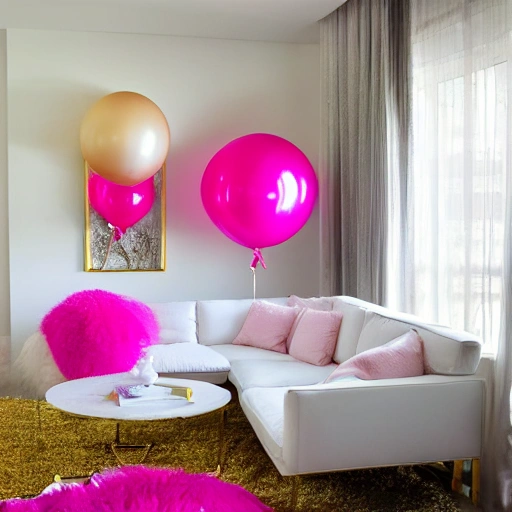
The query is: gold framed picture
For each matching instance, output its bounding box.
[84,162,166,272]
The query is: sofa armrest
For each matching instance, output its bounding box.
[282,375,485,475]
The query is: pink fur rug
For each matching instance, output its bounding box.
[40,290,159,380]
[0,466,273,511]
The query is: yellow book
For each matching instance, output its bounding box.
[153,382,193,401]
[111,384,194,406]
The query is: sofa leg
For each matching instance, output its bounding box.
[451,460,463,493]
[471,458,480,506]
[290,475,300,510]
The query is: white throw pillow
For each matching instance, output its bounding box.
[148,301,197,344]
[287,295,335,311]
[197,298,288,346]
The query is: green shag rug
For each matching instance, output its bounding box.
[0,397,460,511]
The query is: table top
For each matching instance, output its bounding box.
[45,373,231,421]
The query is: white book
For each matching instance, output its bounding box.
[115,385,193,407]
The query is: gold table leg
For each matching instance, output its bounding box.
[213,407,227,475]
[110,422,153,465]
[53,472,96,485]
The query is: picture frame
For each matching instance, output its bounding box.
[84,162,166,272]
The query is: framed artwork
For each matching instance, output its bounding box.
[84,162,166,272]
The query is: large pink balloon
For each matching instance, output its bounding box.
[88,172,155,234]
[201,133,318,250]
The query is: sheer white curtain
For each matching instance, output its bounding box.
[407,0,512,509]
[408,0,509,352]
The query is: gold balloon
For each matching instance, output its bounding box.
[80,91,170,186]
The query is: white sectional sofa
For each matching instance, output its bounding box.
[146,295,485,480]
[14,294,484,487]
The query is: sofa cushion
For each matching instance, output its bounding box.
[210,344,297,363]
[147,343,230,374]
[331,298,367,364]
[148,301,197,344]
[241,387,288,453]
[356,310,482,375]
[325,329,425,382]
[288,309,343,366]
[356,312,411,353]
[233,301,298,353]
[229,359,336,392]
[197,298,288,346]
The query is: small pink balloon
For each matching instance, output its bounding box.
[201,133,318,251]
[88,172,155,234]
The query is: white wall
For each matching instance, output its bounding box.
[0,30,9,337]
[7,29,321,360]
[0,30,10,386]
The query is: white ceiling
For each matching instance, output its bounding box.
[0,0,346,44]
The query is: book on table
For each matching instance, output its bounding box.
[114,384,194,406]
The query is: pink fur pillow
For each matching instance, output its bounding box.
[0,465,272,511]
[324,329,426,383]
[41,290,159,380]
[287,308,343,366]
[233,300,298,353]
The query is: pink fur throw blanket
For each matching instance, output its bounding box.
[0,466,273,512]
[41,290,159,380]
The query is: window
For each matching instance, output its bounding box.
[405,0,509,352]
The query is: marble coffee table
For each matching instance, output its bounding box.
[46,372,231,467]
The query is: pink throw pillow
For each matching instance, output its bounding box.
[287,308,343,366]
[41,289,159,380]
[287,295,334,311]
[324,329,425,383]
[233,301,298,353]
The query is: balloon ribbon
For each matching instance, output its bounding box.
[250,248,266,270]
[100,224,124,270]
